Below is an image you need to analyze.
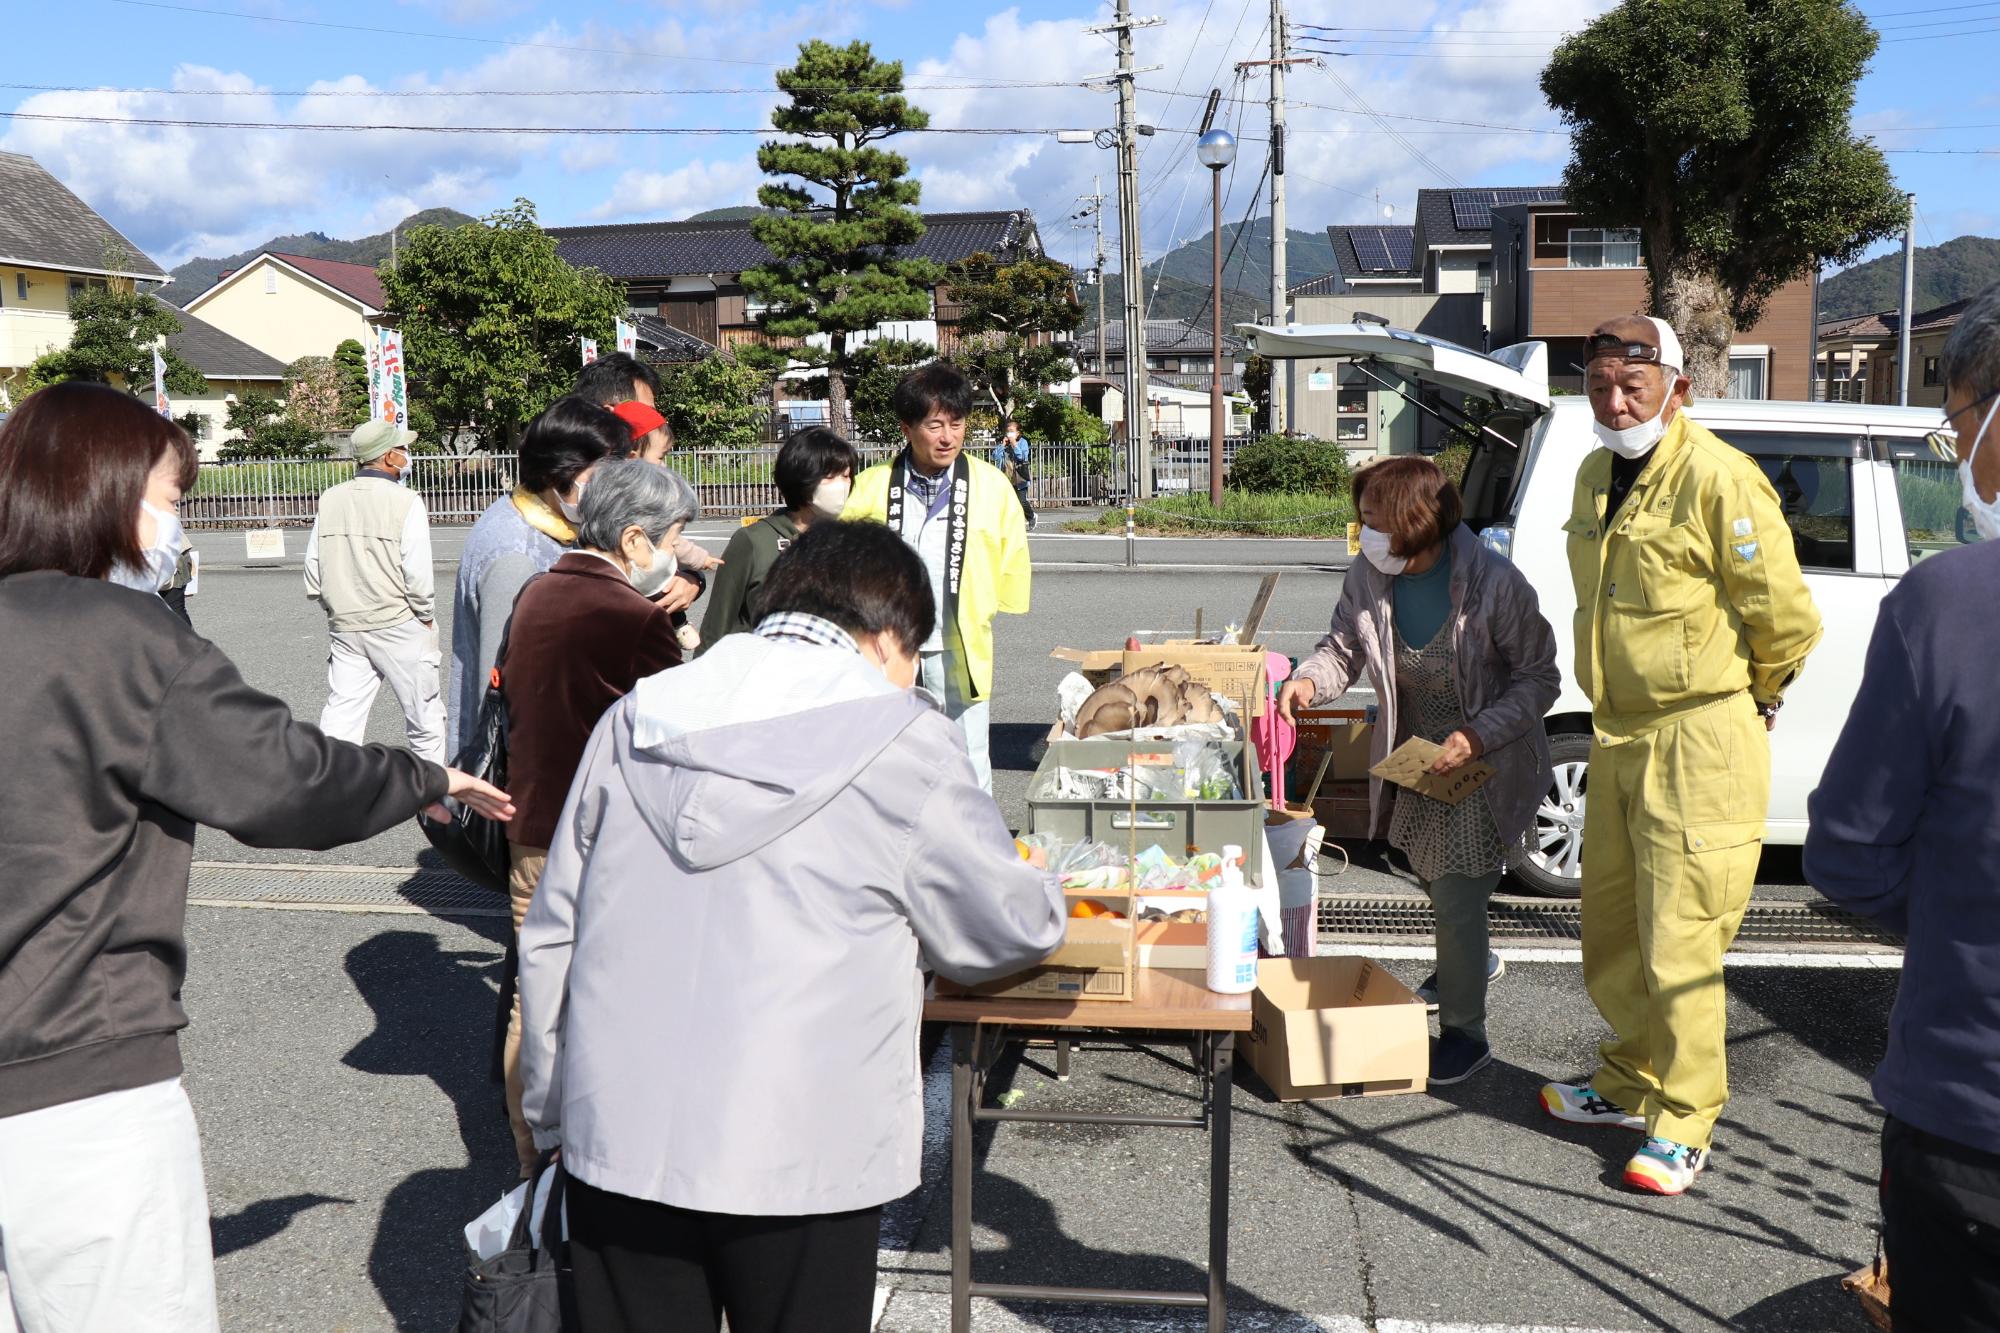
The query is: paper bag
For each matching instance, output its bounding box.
[1368,737,1495,806]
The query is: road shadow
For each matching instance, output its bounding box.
[342,923,515,1330]
[210,1192,350,1258]
[1730,1273,1877,1331]
[990,721,1050,776]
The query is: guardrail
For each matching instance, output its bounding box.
[183,442,1172,529]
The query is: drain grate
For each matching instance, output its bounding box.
[1317,893,1902,949]
[188,863,507,917]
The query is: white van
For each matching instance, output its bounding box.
[1244,323,1968,896]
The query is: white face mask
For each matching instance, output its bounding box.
[1359,525,1409,576]
[1958,394,2000,542]
[626,535,679,598]
[810,476,851,517]
[110,500,188,593]
[1593,375,1679,460]
[557,483,586,524]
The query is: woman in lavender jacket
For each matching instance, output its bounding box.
[1279,456,1559,1086]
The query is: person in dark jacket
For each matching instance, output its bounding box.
[0,382,513,1333]
[497,459,699,1176]
[1805,282,2000,1332]
[699,425,858,652]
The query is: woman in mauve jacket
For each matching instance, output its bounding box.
[1279,456,1560,1089]
[0,383,512,1333]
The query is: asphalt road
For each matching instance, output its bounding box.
[183,905,1894,1332]
[170,532,1891,1330]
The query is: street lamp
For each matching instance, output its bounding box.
[1197,127,1236,509]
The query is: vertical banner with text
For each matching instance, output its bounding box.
[152,348,170,418]
[367,334,383,422]
[615,318,636,356]
[376,327,408,429]
[581,337,599,366]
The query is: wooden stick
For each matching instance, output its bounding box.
[1301,747,1335,810]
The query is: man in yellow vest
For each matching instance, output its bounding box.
[1541,315,1822,1195]
[844,364,1031,792]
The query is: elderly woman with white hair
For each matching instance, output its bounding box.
[495,457,700,1176]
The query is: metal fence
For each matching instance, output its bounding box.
[184,442,1176,529]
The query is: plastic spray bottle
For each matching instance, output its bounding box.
[1204,843,1259,995]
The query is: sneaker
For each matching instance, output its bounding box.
[1414,951,1506,1011]
[1624,1137,1709,1195]
[1539,1081,1646,1130]
[1427,1031,1493,1086]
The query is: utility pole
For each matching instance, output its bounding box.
[1897,191,1916,407]
[1076,177,1108,382]
[1113,0,1152,504]
[1268,0,1288,435]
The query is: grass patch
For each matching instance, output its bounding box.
[1064,490,1354,537]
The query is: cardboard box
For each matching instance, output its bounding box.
[938,912,1136,1002]
[1136,918,1206,969]
[1243,956,1428,1100]
[1369,737,1495,806]
[1051,643,1270,717]
[1309,780,1374,841]
[1294,711,1374,780]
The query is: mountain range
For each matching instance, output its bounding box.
[157,209,477,306]
[1095,218,1338,331]
[1818,235,2000,321]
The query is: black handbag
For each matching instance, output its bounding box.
[420,578,542,894]
[456,1158,570,1333]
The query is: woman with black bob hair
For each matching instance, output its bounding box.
[446,395,632,757]
[0,382,512,1332]
[698,425,861,651]
[518,520,1064,1333]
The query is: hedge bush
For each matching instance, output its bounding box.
[1227,434,1351,495]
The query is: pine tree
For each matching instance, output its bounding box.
[740,41,941,433]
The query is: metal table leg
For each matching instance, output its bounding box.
[1208,1032,1235,1333]
[950,1022,976,1333]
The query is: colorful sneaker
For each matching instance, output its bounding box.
[1414,951,1505,1011]
[1624,1137,1709,1195]
[1539,1081,1645,1130]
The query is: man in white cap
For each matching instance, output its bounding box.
[1539,314,1822,1195]
[304,417,446,762]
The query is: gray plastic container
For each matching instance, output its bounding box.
[1027,738,1268,856]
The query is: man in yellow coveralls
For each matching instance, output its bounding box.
[1540,315,1822,1196]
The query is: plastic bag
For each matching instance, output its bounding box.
[463,1162,566,1262]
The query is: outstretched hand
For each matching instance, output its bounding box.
[423,769,515,825]
[1277,678,1317,724]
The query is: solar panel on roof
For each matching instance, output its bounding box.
[1450,187,1564,232]
[1350,229,1391,272]
[1384,230,1414,270]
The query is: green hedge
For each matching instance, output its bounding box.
[1066,490,1354,537]
[1227,434,1351,495]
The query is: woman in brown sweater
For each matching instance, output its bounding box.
[497,458,700,1175]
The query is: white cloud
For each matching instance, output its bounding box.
[588,158,763,220]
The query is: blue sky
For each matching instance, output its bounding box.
[4,0,1993,292]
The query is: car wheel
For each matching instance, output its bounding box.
[1509,731,1591,900]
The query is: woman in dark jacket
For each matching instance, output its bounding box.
[1279,456,1560,1087]
[0,383,512,1332]
[496,458,699,1176]
[699,426,858,652]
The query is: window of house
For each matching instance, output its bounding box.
[1476,260,1493,296]
[1338,389,1368,414]
[1706,429,1859,571]
[13,273,25,301]
[1923,356,1941,387]
[67,277,107,303]
[1158,358,1180,373]
[1566,228,1641,269]
[1726,352,1769,400]
[1336,418,1369,442]
[1886,434,1983,559]
[1533,214,1573,261]
[264,268,278,294]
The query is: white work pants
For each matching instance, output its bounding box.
[919,651,991,793]
[0,1079,218,1333]
[319,618,447,763]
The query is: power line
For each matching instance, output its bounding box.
[0,80,1080,97]
[0,110,1076,135]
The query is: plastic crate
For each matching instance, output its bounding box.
[1027,738,1268,857]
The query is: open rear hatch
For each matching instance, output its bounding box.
[1237,323,1554,532]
